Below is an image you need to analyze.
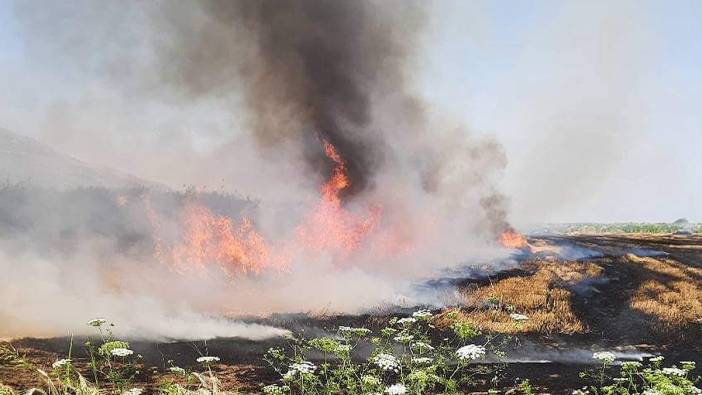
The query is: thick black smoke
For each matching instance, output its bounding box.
[153,0,424,195]
[13,0,511,235]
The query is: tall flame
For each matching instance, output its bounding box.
[146,138,389,277]
[295,140,381,256]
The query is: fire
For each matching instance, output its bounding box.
[295,140,381,256]
[320,139,349,205]
[171,204,288,276]
[146,201,287,277]
[499,229,529,249]
[147,138,389,277]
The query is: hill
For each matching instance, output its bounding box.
[0,128,161,189]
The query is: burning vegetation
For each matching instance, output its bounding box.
[2,0,702,394]
[498,228,530,250]
[146,138,412,279]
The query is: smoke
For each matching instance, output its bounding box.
[11,1,508,226]
[152,1,418,195]
[1,0,512,340]
[139,0,507,223]
[0,235,289,341]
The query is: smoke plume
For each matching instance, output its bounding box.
[149,0,508,227]
[1,0,512,340]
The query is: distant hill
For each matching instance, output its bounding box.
[0,128,163,190]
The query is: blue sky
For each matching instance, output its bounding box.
[0,1,700,224]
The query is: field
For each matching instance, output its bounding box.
[1,233,700,394]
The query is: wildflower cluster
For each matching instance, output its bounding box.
[338,326,372,338]
[456,344,487,361]
[41,319,220,394]
[35,318,144,394]
[196,356,220,364]
[110,348,134,357]
[261,310,501,395]
[373,353,400,372]
[168,366,186,375]
[396,317,416,326]
[284,361,317,378]
[5,312,702,395]
[579,353,701,394]
[412,309,433,320]
[385,383,407,394]
[592,351,616,364]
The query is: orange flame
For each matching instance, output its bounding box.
[294,140,381,256]
[320,139,349,205]
[171,205,287,276]
[147,138,390,277]
[498,229,529,249]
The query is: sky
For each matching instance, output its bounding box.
[0,0,700,224]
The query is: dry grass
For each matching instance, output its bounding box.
[437,261,604,334]
[625,254,702,326]
[435,253,702,335]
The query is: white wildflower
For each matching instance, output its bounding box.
[412,357,433,364]
[385,383,407,395]
[393,334,414,343]
[263,384,286,395]
[642,389,661,395]
[456,344,486,361]
[282,361,316,379]
[613,378,628,382]
[649,355,664,362]
[509,313,529,321]
[572,390,589,395]
[289,361,316,374]
[111,348,134,357]
[396,317,416,326]
[412,309,433,319]
[690,387,702,395]
[373,353,399,372]
[87,318,107,327]
[169,366,186,375]
[52,359,71,369]
[661,367,686,376]
[592,351,616,363]
[196,356,220,364]
[122,389,143,395]
[337,344,352,353]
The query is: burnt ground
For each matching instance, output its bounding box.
[2,233,701,394]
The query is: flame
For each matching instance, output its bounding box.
[146,138,391,277]
[171,205,287,276]
[294,140,381,256]
[499,229,528,249]
[320,139,349,205]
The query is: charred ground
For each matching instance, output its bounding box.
[2,233,700,394]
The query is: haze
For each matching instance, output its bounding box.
[0,0,699,225]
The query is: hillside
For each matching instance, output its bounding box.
[0,128,161,189]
